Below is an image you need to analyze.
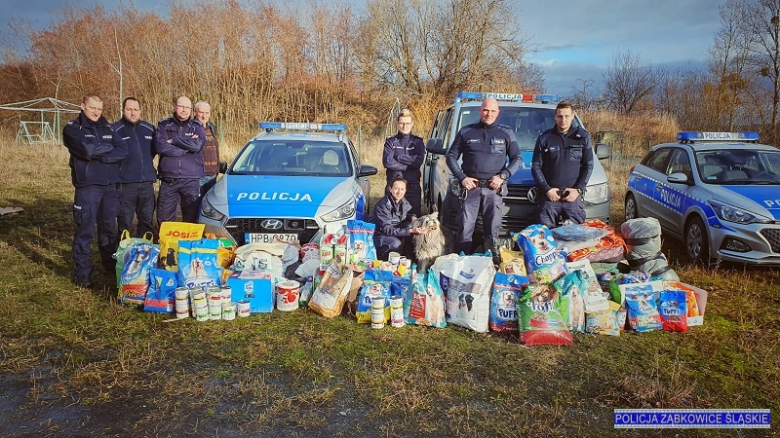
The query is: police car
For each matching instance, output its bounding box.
[199,122,377,245]
[625,131,780,266]
[424,91,611,235]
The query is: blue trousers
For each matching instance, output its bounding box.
[157,178,200,224]
[72,184,119,278]
[538,197,585,228]
[117,181,155,237]
[455,186,505,254]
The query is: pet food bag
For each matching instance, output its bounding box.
[499,246,527,276]
[658,290,689,332]
[144,269,178,313]
[585,300,621,336]
[432,253,495,333]
[489,273,527,334]
[355,269,393,323]
[514,224,567,284]
[518,283,573,346]
[553,270,589,332]
[158,221,205,271]
[566,219,626,263]
[346,219,377,262]
[309,260,353,318]
[404,269,446,328]
[177,239,223,289]
[119,243,161,307]
[114,230,154,289]
[625,288,663,332]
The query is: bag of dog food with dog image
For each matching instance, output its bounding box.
[624,288,663,332]
[658,290,688,333]
[119,243,161,307]
[346,220,377,263]
[158,221,205,272]
[518,283,573,346]
[404,269,446,328]
[489,273,527,334]
[144,268,178,313]
[553,270,589,333]
[177,239,223,289]
[499,246,527,276]
[309,261,353,318]
[585,300,621,336]
[433,253,494,332]
[514,224,567,284]
[114,230,154,289]
[355,269,393,323]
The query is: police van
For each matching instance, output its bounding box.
[199,122,378,245]
[625,131,780,266]
[423,92,612,236]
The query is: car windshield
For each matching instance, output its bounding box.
[229,140,351,177]
[695,148,780,184]
[457,106,579,150]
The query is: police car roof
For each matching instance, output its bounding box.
[250,130,345,142]
[652,140,777,152]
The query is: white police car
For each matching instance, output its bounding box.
[199,122,377,245]
[625,131,780,266]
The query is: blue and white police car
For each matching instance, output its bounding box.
[199,122,377,245]
[625,131,780,266]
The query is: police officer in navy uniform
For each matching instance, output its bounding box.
[63,94,128,288]
[112,97,157,237]
[155,95,206,224]
[446,97,522,259]
[369,178,428,260]
[531,101,594,228]
[382,108,426,217]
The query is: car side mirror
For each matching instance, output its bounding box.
[358,164,378,178]
[219,161,228,174]
[667,172,693,185]
[426,138,446,155]
[595,143,611,160]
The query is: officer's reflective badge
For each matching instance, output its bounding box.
[491,137,506,145]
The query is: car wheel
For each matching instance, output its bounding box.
[685,216,711,267]
[624,193,638,221]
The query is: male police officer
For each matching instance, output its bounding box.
[113,97,157,237]
[63,94,128,288]
[155,96,206,224]
[194,100,220,196]
[382,108,426,217]
[531,101,594,228]
[446,97,522,259]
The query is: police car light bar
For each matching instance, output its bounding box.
[677,131,760,142]
[259,122,347,132]
[455,91,560,104]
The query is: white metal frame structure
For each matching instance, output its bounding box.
[0,97,81,145]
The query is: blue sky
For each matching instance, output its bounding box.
[1,0,727,98]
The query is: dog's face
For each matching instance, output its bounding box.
[528,229,551,252]
[413,212,440,231]
[530,285,557,303]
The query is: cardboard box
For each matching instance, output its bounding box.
[227,270,274,313]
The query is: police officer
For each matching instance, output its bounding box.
[194,100,220,196]
[113,97,157,237]
[369,178,427,260]
[382,108,426,217]
[63,94,128,288]
[155,96,206,224]
[445,97,522,258]
[531,101,594,228]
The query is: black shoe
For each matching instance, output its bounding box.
[74,276,93,288]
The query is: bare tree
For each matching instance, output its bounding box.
[602,48,659,114]
[743,0,780,143]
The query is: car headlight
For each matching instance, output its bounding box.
[709,200,772,224]
[200,196,225,222]
[322,200,356,222]
[583,182,610,205]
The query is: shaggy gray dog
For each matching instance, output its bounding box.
[411,212,452,273]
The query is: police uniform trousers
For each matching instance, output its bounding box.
[157,178,201,224]
[374,235,413,261]
[72,184,119,279]
[455,185,505,254]
[538,197,585,228]
[117,181,156,237]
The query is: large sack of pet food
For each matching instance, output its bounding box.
[552,223,610,253]
[621,218,679,281]
[553,270,589,333]
[489,273,527,334]
[114,230,154,289]
[144,269,178,313]
[566,219,625,263]
[624,285,663,332]
[514,224,566,284]
[346,220,377,263]
[355,269,393,323]
[177,239,223,289]
[432,253,494,332]
[658,290,688,332]
[518,283,573,346]
[309,260,353,318]
[158,222,205,272]
[404,269,446,328]
[119,243,161,307]
[664,281,705,326]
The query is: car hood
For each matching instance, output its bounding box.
[506,151,608,186]
[713,185,780,220]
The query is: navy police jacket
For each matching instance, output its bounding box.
[112,117,157,184]
[445,121,522,182]
[155,115,206,179]
[531,125,594,193]
[382,133,426,184]
[63,112,128,188]
[369,194,413,237]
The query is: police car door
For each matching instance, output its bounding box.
[350,140,371,217]
[656,148,692,235]
[424,110,444,207]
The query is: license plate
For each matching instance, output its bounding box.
[245,233,298,244]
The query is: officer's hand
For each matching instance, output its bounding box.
[489,175,504,190]
[461,177,478,190]
[546,188,560,202]
[562,188,580,202]
[410,215,418,223]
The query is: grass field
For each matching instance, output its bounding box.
[0,137,778,437]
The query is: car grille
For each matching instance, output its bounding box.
[506,185,536,203]
[760,229,780,253]
[225,218,320,245]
